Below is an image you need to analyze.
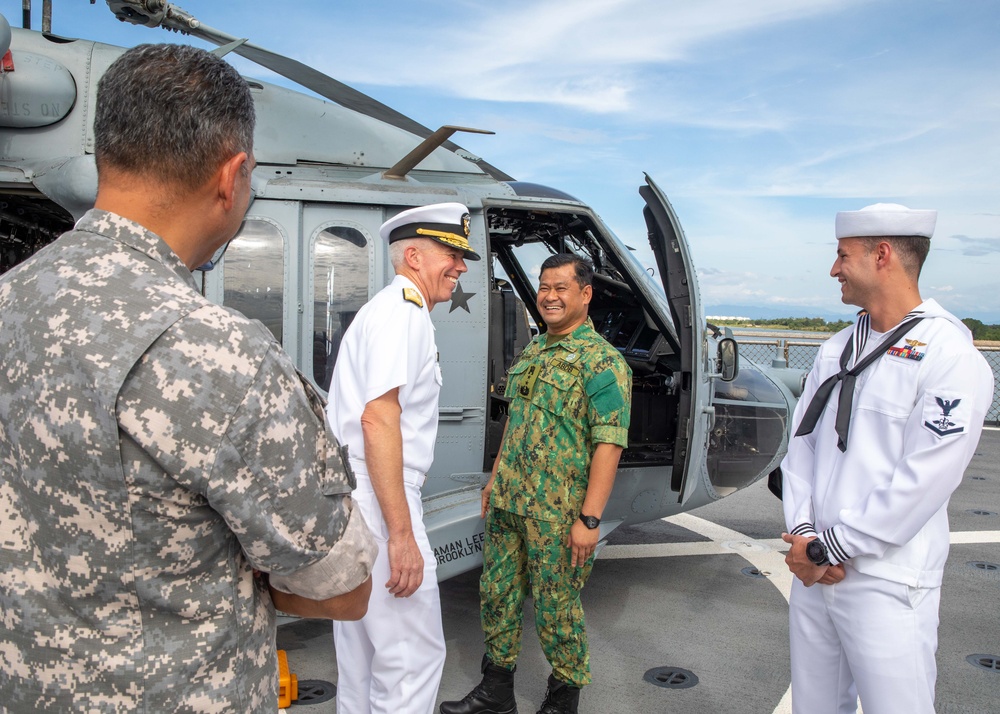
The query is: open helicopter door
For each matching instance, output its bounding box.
[639,174,707,504]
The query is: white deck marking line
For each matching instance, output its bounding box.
[602,513,935,714]
[599,531,1000,561]
[600,522,1000,712]
[665,513,796,714]
[950,530,1000,543]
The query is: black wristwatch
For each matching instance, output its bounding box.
[806,538,831,566]
[579,513,601,529]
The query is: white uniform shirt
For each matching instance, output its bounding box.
[327,274,442,479]
[783,299,995,587]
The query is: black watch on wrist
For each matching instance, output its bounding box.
[806,538,831,566]
[579,513,601,530]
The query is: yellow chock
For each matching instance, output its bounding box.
[277,649,298,709]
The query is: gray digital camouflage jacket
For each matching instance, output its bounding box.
[0,210,375,712]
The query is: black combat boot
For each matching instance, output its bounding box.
[439,654,518,714]
[535,674,580,714]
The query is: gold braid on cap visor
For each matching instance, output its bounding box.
[415,226,473,252]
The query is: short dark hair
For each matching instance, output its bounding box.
[540,253,594,288]
[858,235,930,279]
[94,44,255,187]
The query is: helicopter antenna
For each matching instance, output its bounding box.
[104,1,515,182]
[384,126,495,180]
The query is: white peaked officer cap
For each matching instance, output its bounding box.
[380,202,481,260]
[835,203,937,240]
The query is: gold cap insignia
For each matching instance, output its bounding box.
[382,203,481,260]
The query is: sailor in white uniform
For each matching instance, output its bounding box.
[781,203,994,714]
[327,202,480,714]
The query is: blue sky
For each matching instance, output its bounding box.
[13,0,1000,321]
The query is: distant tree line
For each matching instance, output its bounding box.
[962,318,1000,341]
[712,317,854,332]
[713,316,1000,339]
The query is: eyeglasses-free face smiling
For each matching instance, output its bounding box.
[418,244,468,310]
[830,237,878,308]
[536,264,592,335]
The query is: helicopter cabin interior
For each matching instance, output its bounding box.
[480,203,681,473]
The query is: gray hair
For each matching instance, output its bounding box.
[389,238,436,271]
[389,240,409,271]
[94,44,255,187]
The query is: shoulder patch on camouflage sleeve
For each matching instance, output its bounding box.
[402,287,424,308]
[586,369,624,416]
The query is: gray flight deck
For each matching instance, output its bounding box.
[278,428,1000,713]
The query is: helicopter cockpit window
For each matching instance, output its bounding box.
[489,209,662,364]
[707,365,788,495]
[485,205,679,470]
[223,219,285,345]
[312,225,370,392]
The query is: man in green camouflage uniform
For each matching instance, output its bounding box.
[0,44,376,712]
[441,253,632,714]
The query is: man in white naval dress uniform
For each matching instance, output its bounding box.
[781,203,994,714]
[327,202,480,714]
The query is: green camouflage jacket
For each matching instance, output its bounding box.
[492,319,632,524]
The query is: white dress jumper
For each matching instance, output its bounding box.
[782,300,994,714]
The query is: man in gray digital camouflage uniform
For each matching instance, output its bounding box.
[0,43,376,712]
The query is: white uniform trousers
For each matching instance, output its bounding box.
[789,568,940,714]
[334,477,446,714]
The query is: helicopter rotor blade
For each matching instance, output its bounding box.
[104,1,514,181]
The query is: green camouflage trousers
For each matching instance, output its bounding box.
[480,507,593,687]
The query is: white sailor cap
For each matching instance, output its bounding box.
[380,202,481,261]
[835,203,937,240]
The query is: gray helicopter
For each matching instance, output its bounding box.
[0,1,802,580]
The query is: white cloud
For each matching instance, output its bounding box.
[949,236,1000,257]
[299,0,867,112]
